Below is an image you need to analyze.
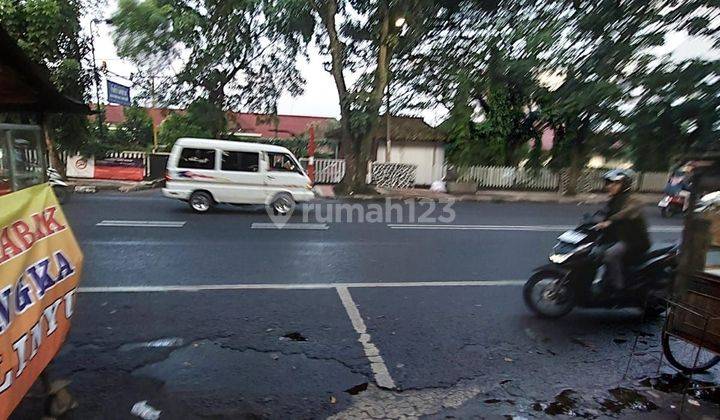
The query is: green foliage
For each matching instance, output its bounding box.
[157,115,211,151]
[226,135,337,158]
[113,105,154,147]
[0,0,91,152]
[112,0,307,114]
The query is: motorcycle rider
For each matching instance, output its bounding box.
[593,169,651,293]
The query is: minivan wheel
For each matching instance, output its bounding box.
[270,193,295,215]
[189,191,213,213]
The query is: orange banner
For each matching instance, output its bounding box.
[0,183,83,417]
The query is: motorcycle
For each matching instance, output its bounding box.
[47,167,71,204]
[523,213,679,318]
[658,193,686,218]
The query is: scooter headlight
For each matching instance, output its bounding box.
[549,253,572,264]
[549,243,592,264]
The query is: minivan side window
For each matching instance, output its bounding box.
[221,151,259,172]
[267,152,301,173]
[178,148,215,170]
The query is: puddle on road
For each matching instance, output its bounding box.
[529,386,659,417]
[120,337,185,352]
[640,373,720,405]
[600,387,658,413]
[533,389,583,416]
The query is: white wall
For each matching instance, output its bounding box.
[376,143,445,185]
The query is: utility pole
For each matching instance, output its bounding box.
[385,81,391,162]
[89,19,105,140]
[308,126,316,183]
[150,75,158,152]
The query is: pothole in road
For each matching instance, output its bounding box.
[344,382,368,395]
[280,332,308,342]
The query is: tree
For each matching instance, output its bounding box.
[0,0,91,168]
[112,0,311,137]
[399,0,719,192]
[157,99,224,149]
[113,105,154,147]
[528,0,720,193]
[267,0,498,192]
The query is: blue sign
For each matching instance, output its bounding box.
[107,80,131,106]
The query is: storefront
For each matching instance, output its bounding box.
[0,26,90,196]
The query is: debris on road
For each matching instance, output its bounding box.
[131,400,162,420]
[120,337,184,351]
[74,185,97,194]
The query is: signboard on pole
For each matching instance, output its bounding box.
[107,80,131,106]
[0,183,83,417]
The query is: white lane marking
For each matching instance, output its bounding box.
[251,223,329,230]
[387,224,682,233]
[97,220,186,228]
[336,286,396,389]
[78,280,525,293]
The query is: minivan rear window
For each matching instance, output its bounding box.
[221,151,259,172]
[178,148,215,170]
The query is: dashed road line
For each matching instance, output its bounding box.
[251,223,329,230]
[97,220,186,228]
[78,280,525,293]
[336,286,396,389]
[387,224,682,233]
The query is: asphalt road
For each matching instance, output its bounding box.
[14,191,718,419]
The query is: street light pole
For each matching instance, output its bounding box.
[90,18,114,141]
[89,19,104,139]
[385,16,407,163]
[385,80,391,162]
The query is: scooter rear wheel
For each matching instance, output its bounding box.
[523,272,575,318]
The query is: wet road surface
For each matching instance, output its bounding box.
[13,191,719,419]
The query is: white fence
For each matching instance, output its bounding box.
[455,165,668,193]
[300,158,346,184]
[457,166,559,190]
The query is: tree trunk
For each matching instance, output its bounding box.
[42,114,64,175]
[564,142,581,196]
[317,0,391,195]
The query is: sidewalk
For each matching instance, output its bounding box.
[316,185,662,204]
[68,178,164,193]
[316,185,663,205]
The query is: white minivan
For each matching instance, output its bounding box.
[163,138,315,213]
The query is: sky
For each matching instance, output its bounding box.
[88,2,719,124]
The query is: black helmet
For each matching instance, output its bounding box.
[602,169,634,190]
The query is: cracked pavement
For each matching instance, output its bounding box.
[11,192,720,419]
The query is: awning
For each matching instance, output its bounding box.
[0,25,91,114]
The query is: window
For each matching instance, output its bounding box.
[178,148,215,170]
[221,151,259,172]
[267,152,301,173]
[11,132,45,191]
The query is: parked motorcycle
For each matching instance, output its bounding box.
[47,167,71,204]
[658,193,686,218]
[523,213,679,318]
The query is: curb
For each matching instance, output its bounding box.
[324,191,662,205]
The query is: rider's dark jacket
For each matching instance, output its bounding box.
[605,192,651,258]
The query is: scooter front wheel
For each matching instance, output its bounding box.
[523,271,575,318]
